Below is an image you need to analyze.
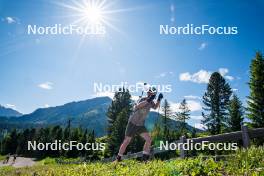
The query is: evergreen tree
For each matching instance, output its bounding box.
[202,72,232,134]
[87,130,99,160]
[63,119,71,141]
[106,88,132,156]
[51,126,63,141]
[161,99,173,140]
[67,127,81,157]
[9,129,18,154]
[176,99,190,134]
[107,88,132,135]
[108,108,130,155]
[81,129,88,158]
[0,126,101,159]
[228,94,244,131]
[247,52,264,128]
[2,135,12,154]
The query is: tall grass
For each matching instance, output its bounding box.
[0,146,263,176]
[0,155,5,161]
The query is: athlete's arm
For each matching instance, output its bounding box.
[135,100,149,109]
[153,100,161,109]
[153,93,163,109]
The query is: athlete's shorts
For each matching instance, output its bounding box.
[125,122,148,137]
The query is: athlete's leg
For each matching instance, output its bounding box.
[118,136,132,156]
[140,132,152,155]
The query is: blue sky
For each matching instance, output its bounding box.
[0,0,263,128]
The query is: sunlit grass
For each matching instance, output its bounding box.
[0,146,263,176]
[0,155,6,161]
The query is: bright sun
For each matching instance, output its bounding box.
[55,0,139,34]
[84,5,102,24]
[55,0,107,26]
[53,0,142,57]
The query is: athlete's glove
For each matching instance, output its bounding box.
[147,94,156,103]
[157,93,163,102]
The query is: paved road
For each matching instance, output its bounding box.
[0,156,36,168]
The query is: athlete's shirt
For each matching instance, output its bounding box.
[128,97,155,126]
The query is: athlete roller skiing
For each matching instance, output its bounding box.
[115,86,163,162]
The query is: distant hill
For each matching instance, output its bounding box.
[0,97,201,136]
[5,97,112,136]
[0,105,22,117]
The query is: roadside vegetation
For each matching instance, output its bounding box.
[0,146,263,176]
[0,155,5,161]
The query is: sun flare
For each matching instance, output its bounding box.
[54,0,144,36]
[84,5,103,24]
[55,0,109,27]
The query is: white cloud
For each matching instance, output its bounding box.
[194,123,207,130]
[156,71,174,78]
[218,68,228,76]
[179,69,211,83]
[169,100,202,113]
[4,17,19,24]
[44,104,50,108]
[6,17,16,24]
[179,72,192,81]
[218,68,234,81]
[184,95,201,100]
[94,91,114,99]
[186,100,202,112]
[6,104,16,110]
[232,88,238,92]
[38,82,53,90]
[198,42,207,50]
[179,68,235,84]
[225,75,234,81]
[169,102,181,112]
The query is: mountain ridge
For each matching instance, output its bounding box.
[0,105,22,117]
[0,97,202,136]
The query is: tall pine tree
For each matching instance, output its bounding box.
[107,88,132,135]
[176,99,190,135]
[106,88,132,156]
[247,52,264,128]
[228,94,244,131]
[161,99,173,140]
[108,107,130,155]
[202,72,232,134]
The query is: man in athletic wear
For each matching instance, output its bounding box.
[115,86,163,162]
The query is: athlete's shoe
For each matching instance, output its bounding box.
[142,154,150,162]
[114,155,122,162]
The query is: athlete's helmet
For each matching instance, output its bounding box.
[147,86,157,95]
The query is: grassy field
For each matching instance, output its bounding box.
[0,155,5,161]
[0,146,263,176]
